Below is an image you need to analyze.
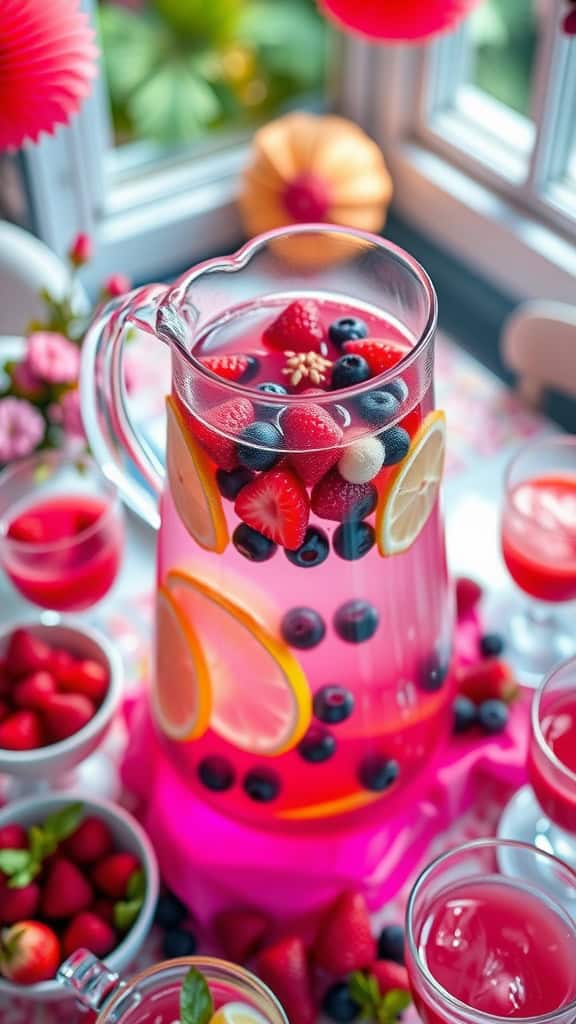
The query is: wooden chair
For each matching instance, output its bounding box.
[501,301,576,410]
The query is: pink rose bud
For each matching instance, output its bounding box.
[103,273,131,298]
[69,232,92,267]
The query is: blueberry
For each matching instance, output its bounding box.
[419,652,450,692]
[334,599,379,643]
[281,607,326,649]
[285,527,329,568]
[313,685,355,724]
[480,632,504,657]
[358,755,399,792]
[233,524,277,562]
[243,769,281,802]
[162,928,197,958]
[216,467,255,501]
[328,317,369,349]
[197,756,235,792]
[256,382,288,416]
[453,695,477,735]
[331,354,371,390]
[357,390,400,427]
[237,422,283,470]
[298,726,336,763]
[154,890,187,929]
[383,378,409,403]
[378,426,411,466]
[478,699,509,734]
[377,923,405,964]
[322,982,361,1023]
[333,521,375,560]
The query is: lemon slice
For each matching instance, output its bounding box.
[166,394,229,553]
[166,568,312,756]
[152,586,212,741]
[210,1004,271,1024]
[376,410,446,556]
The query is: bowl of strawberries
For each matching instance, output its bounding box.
[0,794,159,1001]
[0,620,123,787]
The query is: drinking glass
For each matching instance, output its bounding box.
[406,838,576,1024]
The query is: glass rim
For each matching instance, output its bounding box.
[98,956,289,1024]
[531,655,576,784]
[504,434,576,529]
[159,222,438,407]
[0,450,121,555]
[406,837,576,1024]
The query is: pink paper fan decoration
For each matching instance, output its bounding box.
[0,0,99,152]
[318,0,482,42]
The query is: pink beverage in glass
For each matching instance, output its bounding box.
[528,689,576,833]
[501,474,576,602]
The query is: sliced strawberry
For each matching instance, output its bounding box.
[263,300,325,353]
[455,576,483,618]
[0,880,40,925]
[235,467,309,550]
[315,891,375,975]
[215,907,270,964]
[185,396,255,471]
[282,404,343,486]
[5,629,51,677]
[0,710,43,750]
[62,911,116,959]
[13,671,57,711]
[41,693,95,743]
[367,959,410,994]
[342,338,410,375]
[41,858,93,919]
[311,469,377,522]
[200,354,258,383]
[255,936,316,1024]
[457,658,518,705]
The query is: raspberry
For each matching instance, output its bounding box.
[263,300,325,353]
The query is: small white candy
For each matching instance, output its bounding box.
[338,436,384,484]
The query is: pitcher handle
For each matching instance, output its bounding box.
[58,949,123,1013]
[81,284,167,530]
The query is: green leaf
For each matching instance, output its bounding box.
[43,802,84,845]
[127,869,146,901]
[114,897,144,932]
[0,850,31,876]
[8,868,38,889]
[98,5,164,103]
[28,826,48,864]
[380,990,411,1021]
[238,1,326,87]
[180,968,214,1024]
[129,63,221,144]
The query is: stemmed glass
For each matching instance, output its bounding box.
[498,435,576,686]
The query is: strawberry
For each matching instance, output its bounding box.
[6,514,46,543]
[63,816,113,865]
[0,881,40,925]
[49,648,76,682]
[41,693,95,743]
[255,936,316,1024]
[57,659,109,703]
[91,898,115,925]
[455,576,483,618]
[282,405,343,486]
[0,921,61,985]
[235,467,309,550]
[0,711,43,750]
[367,960,410,994]
[311,469,377,522]
[399,407,422,439]
[342,338,409,376]
[214,907,270,964]
[13,671,57,711]
[62,911,116,959]
[189,397,255,471]
[0,661,9,696]
[5,629,51,677]
[457,658,518,705]
[41,858,93,919]
[0,700,9,723]
[263,300,325,353]
[200,354,258,383]
[315,891,375,975]
[92,852,141,900]
[0,824,27,851]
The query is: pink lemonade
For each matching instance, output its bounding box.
[501,475,576,602]
[529,691,576,832]
[3,495,122,611]
[155,292,454,826]
[409,877,576,1024]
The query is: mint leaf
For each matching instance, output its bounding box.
[43,802,84,844]
[114,898,143,932]
[381,990,411,1020]
[0,850,31,876]
[180,968,214,1024]
[8,867,38,889]
[28,825,49,864]
[127,869,146,901]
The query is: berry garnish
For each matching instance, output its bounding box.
[243,769,281,802]
[190,396,255,471]
[197,755,236,792]
[456,658,518,704]
[256,382,288,416]
[351,961,411,1000]
[235,466,310,550]
[313,685,355,724]
[0,921,61,985]
[281,607,326,649]
[478,698,509,734]
[331,354,371,389]
[479,632,505,657]
[311,470,377,523]
[63,911,116,958]
[453,695,477,734]
[323,982,361,1023]
[232,523,277,562]
[256,936,316,1024]
[285,526,330,568]
[237,421,283,471]
[315,890,375,975]
[378,426,410,466]
[455,576,483,618]
[155,890,187,930]
[357,390,399,427]
[333,521,375,561]
[382,378,409,403]
[377,923,405,964]
[357,755,399,792]
[298,726,336,763]
[216,467,255,501]
[329,317,369,349]
[263,300,325,353]
[199,353,258,383]
[282,404,343,486]
[163,927,198,958]
[338,437,384,484]
[334,599,379,643]
[418,652,449,692]
[215,907,270,964]
[342,338,410,375]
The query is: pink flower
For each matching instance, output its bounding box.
[49,389,85,440]
[0,398,45,462]
[26,332,80,385]
[103,273,131,298]
[11,361,43,398]
[69,232,92,267]
[318,0,481,41]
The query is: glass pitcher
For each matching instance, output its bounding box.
[82,224,454,827]
[58,951,288,1024]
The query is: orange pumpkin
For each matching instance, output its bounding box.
[239,112,393,266]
